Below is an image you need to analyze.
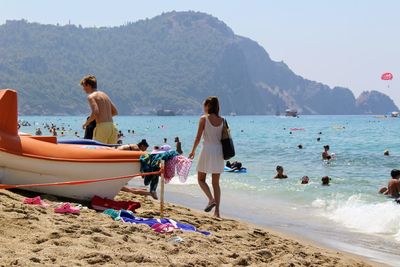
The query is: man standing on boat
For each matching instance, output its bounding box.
[80,75,119,144]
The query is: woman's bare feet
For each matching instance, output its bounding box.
[213,211,220,218]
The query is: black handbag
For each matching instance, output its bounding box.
[221,119,235,160]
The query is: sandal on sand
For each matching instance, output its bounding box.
[54,203,80,214]
[150,192,158,200]
[23,196,49,208]
[204,202,216,212]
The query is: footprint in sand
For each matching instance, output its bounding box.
[49,232,62,239]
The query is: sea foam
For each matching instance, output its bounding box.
[314,194,400,240]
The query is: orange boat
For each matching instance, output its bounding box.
[0,89,144,200]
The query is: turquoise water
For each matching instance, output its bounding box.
[19,115,400,265]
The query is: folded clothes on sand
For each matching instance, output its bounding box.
[103,209,211,236]
[91,195,141,212]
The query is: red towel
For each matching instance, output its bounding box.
[91,195,141,212]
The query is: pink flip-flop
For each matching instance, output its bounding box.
[54,203,80,214]
[23,196,49,208]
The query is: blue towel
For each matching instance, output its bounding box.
[106,209,211,236]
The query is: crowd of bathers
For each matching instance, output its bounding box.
[273,164,331,186]
[274,129,398,196]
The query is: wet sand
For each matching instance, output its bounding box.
[0,189,380,266]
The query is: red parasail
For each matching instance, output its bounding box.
[381,72,393,80]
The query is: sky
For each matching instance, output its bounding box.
[1,0,399,105]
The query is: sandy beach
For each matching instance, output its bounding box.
[0,188,379,267]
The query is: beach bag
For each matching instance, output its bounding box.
[221,119,235,160]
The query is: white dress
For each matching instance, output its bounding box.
[196,116,224,174]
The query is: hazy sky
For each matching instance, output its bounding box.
[1,0,399,105]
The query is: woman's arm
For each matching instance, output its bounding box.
[189,117,206,159]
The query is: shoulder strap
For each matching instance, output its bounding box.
[224,118,229,129]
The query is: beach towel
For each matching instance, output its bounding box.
[164,156,177,182]
[164,155,192,183]
[104,209,211,236]
[176,155,192,183]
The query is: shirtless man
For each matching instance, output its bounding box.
[80,75,118,144]
[381,169,400,198]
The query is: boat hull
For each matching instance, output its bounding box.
[0,89,145,200]
[0,150,140,200]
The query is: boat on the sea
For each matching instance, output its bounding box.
[0,89,144,200]
[391,111,399,118]
[156,109,175,116]
[285,108,298,117]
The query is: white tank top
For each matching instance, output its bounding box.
[203,116,223,145]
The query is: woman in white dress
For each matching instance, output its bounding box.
[189,96,224,217]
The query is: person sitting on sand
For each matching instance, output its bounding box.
[274,165,288,179]
[321,176,330,186]
[117,139,149,151]
[322,145,331,160]
[379,169,400,198]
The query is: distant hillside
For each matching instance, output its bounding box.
[356,91,398,114]
[0,11,397,115]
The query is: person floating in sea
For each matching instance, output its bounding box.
[189,96,224,218]
[35,128,42,136]
[226,161,245,172]
[274,165,288,179]
[379,169,400,198]
[175,136,183,154]
[117,139,149,151]
[301,176,309,184]
[384,150,390,156]
[321,176,330,186]
[80,75,118,144]
[322,145,331,160]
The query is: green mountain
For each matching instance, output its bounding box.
[0,11,397,115]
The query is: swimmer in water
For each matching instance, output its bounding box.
[301,176,309,184]
[322,145,331,160]
[321,176,330,186]
[274,165,288,179]
[380,169,400,198]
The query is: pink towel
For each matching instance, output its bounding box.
[176,155,192,183]
[164,157,177,183]
[163,155,192,183]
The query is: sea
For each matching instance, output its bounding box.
[19,115,400,266]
